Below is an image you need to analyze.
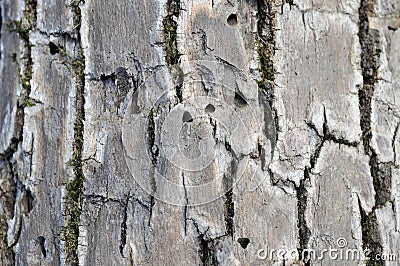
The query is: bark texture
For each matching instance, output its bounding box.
[0,0,399,265]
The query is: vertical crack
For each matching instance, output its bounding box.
[163,0,183,102]
[223,142,235,238]
[0,0,37,263]
[0,214,14,265]
[198,235,217,266]
[357,0,387,265]
[64,1,86,264]
[147,108,158,226]
[256,0,279,153]
[119,196,129,258]
[296,173,311,265]
[296,114,331,264]
[182,172,188,235]
[191,220,216,266]
[163,0,181,66]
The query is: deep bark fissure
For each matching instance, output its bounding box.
[198,235,217,266]
[182,172,188,235]
[357,0,386,265]
[64,1,86,264]
[163,0,183,102]
[119,195,129,257]
[296,176,311,266]
[0,0,38,263]
[191,219,218,266]
[223,141,235,238]
[147,108,158,226]
[256,0,279,139]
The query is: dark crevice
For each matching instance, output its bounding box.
[64,1,86,265]
[119,196,129,258]
[147,109,158,226]
[0,214,15,265]
[256,0,279,147]
[0,0,37,263]
[163,0,181,65]
[223,187,234,238]
[295,118,330,264]
[223,145,236,238]
[163,0,183,102]
[359,199,383,265]
[198,234,216,266]
[358,0,386,265]
[296,173,311,266]
[182,173,188,235]
[191,220,217,266]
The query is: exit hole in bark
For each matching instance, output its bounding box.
[234,91,247,107]
[205,104,215,113]
[227,14,238,26]
[37,236,46,257]
[48,42,60,55]
[182,111,193,123]
[238,238,250,249]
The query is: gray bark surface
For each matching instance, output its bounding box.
[0,0,399,265]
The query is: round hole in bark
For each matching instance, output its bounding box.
[48,42,60,55]
[182,111,193,123]
[205,104,215,113]
[227,14,238,26]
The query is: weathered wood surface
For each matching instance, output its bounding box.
[1,0,399,265]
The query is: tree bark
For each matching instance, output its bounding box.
[1,0,399,265]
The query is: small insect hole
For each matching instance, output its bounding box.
[37,236,46,258]
[205,104,216,113]
[48,42,60,55]
[227,14,238,26]
[182,111,193,123]
[237,238,250,249]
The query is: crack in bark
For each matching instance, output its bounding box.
[147,108,158,226]
[357,0,388,265]
[163,0,183,102]
[0,0,38,263]
[223,141,235,238]
[182,172,188,235]
[190,219,226,266]
[119,195,129,258]
[256,0,279,145]
[0,214,14,265]
[64,1,86,264]
[296,176,311,266]
[307,106,359,149]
